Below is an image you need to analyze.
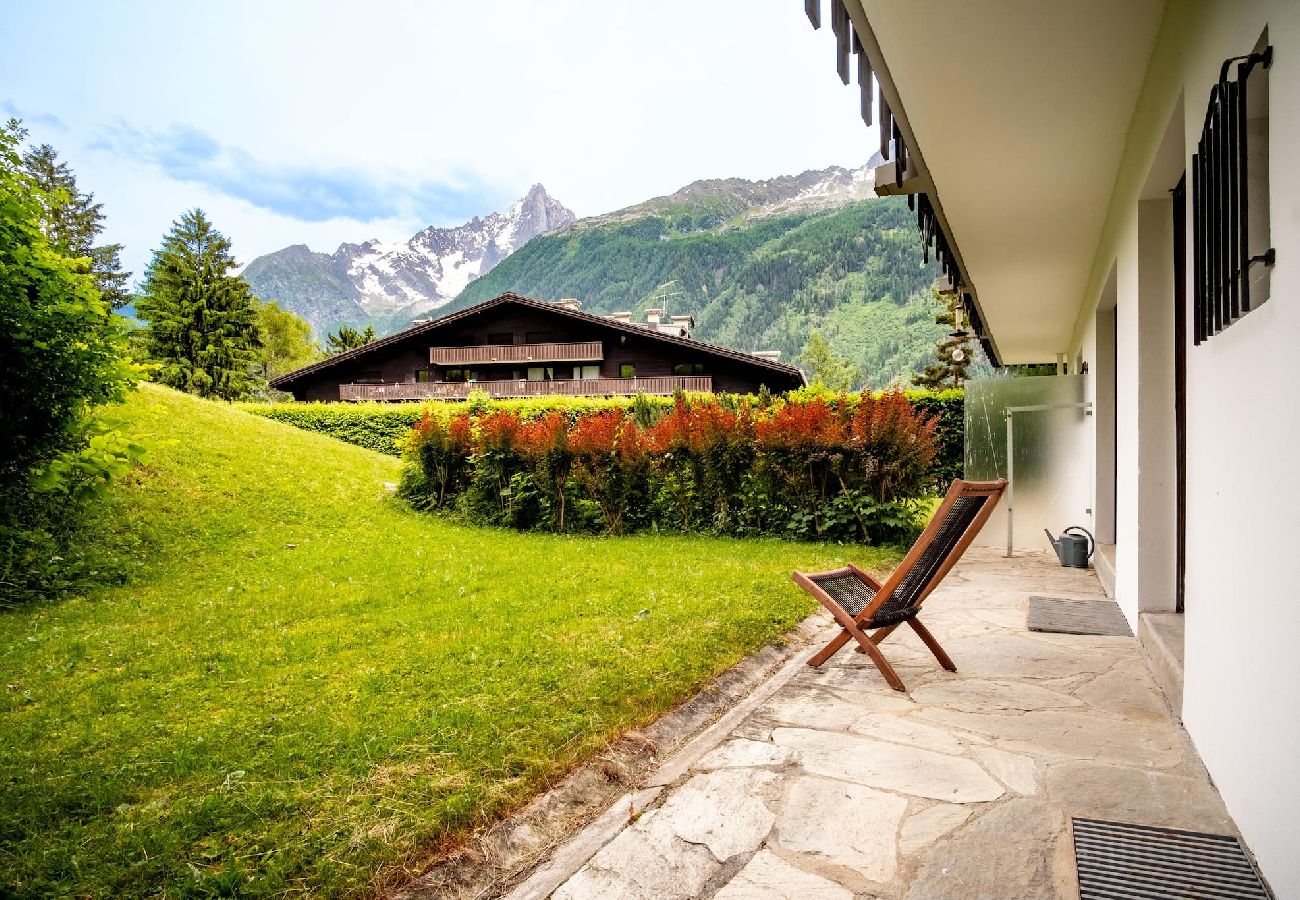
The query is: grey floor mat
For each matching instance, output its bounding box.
[1073,818,1272,898]
[1027,596,1133,637]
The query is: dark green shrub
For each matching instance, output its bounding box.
[1,122,139,604]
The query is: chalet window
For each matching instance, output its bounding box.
[525,330,554,344]
[620,364,636,378]
[416,370,432,383]
[573,364,600,380]
[1192,34,1274,344]
[673,363,706,376]
[444,368,468,382]
[527,366,554,381]
[487,331,514,344]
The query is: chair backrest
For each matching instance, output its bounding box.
[866,479,1006,623]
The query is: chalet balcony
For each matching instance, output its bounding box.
[339,375,712,401]
[428,341,603,366]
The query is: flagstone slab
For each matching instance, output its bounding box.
[771,728,1005,802]
[848,712,968,755]
[553,810,718,900]
[822,684,919,714]
[755,690,863,732]
[898,803,973,854]
[775,776,907,882]
[915,709,1184,768]
[1074,660,1170,721]
[908,679,1082,713]
[654,768,778,861]
[972,746,1038,794]
[904,798,1068,900]
[713,850,853,900]
[695,738,795,771]
[1042,760,1234,831]
[937,633,1118,679]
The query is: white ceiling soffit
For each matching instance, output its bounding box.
[858,0,1166,362]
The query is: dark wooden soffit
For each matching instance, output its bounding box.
[270,292,806,388]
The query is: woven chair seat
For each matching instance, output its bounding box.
[806,570,920,627]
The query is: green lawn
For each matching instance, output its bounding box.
[0,385,899,898]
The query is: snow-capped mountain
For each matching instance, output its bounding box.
[579,157,881,229]
[242,184,575,336]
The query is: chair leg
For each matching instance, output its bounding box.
[908,618,957,672]
[855,634,907,692]
[808,621,907,692]
[807,629,853,668]
[853,623,899,652]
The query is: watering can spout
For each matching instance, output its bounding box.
[1044,528,1061,552]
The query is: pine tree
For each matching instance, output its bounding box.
[912,301,975,390]
[21,143,131,309]
[324,325,376,356]
[136,209,261,400]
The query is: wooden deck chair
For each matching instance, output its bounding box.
[793,479,1007,691]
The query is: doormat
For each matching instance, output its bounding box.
[1073,818,1272,899]
[1027,596,1132,637]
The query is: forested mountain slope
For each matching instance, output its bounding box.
[452,197,945,387]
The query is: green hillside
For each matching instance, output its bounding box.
[452,198,946,387]
[0,385,890,897]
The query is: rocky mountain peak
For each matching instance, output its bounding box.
[243,186,577,335]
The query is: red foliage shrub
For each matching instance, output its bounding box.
[447,414,473,451]
[518,411,569,457]
[475,410,526,453]
[755,398,847,449]
[645,397,742,454]
[569,408,642,458]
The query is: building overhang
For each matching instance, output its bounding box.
[837,0,1166,363]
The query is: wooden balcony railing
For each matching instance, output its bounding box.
[428,341,603,365]
[340,375,712,402]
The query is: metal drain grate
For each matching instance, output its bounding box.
[1073,818,1272,899]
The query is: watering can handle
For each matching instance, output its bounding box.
[1062,526,1095,559]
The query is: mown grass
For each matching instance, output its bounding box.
[0,385,899,898]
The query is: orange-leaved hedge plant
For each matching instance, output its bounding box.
[399,390,939,544]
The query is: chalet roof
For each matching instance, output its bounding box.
[270,292,804,388]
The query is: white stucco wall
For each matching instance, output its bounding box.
[1177,5,1300,895]
[1069,2,1300,892]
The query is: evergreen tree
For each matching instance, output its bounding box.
[254,299,317,380]
[325,324,376,356]
[136,209,261,400]
[913,294,975,390]
[797,330,861,392]
[21,142,131,308]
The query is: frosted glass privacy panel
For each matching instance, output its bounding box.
[964,375,1093,551]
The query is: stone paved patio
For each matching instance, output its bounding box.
[536,549,1235,899]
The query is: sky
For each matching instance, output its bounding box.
[1,0,874,282]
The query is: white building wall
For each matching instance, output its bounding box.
[1178,5,1300,894]
[1070,2,1300,892]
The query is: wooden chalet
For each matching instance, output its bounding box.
[270,292,805,401]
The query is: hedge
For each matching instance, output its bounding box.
[402,391,940,543]
[240,388,965,490]
[238,393,678,455]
